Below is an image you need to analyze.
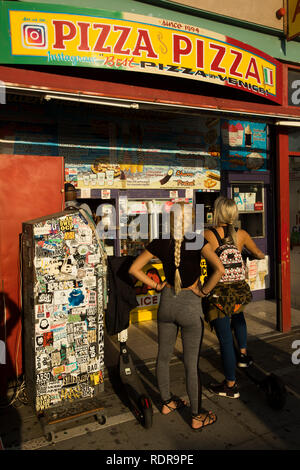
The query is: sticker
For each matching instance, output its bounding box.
[87,330,96,343]
[65,362,78,374]
[34,225,52,236]
[36,395,51,411]
[90,370,104,385]
[87,254,100,265]
[85,268,95,277]
[43,331,53,347]
[46,382,63,394]
[83,277,97,289]
[52,365,66,376]
[77,245,89,256]
[88,343,97,359]
[101,189,111,199]
[37,293,53,304]
[73,322,87,336]
[38,258,63,276]
[36,352,51,371]
[54,290,72,305]
[87,360,100,374]
[59,216,74,232]
[68,289,85,307]
[38,318,50,331]
[36,372,51,385]
[51,351,61,367]
[76,227,92,244]
[62,375,77,387]
[88,291,97,306]
[47,280,75,292]
[36,336,44,347]
[37,240,56,252]
[64,231,75,240]
[71,307,86,316]
[80,188,91,198]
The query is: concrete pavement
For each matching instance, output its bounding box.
[0,300,300,452]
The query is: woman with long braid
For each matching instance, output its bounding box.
[129,202,224,430]
[203,197,265,399]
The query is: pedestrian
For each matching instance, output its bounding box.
[64,183,93,219]
[129,202,225,430]
[202,196,265,399]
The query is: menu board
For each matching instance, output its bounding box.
[65,162,220,191]
[221,120,268,171]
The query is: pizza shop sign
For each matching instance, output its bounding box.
[7,6,282,103]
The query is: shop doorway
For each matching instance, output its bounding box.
[289,156,300,313]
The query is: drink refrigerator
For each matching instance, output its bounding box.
[21,208,107,433]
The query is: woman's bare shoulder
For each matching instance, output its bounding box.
[237,228,249,239]
[204,228,214,240]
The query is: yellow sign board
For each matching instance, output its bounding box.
[288,0,300,39]
[7,8,281,103]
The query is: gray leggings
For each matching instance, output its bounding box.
[156,287,204,416]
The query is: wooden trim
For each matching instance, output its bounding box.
[276,127,291,332]
[1,65,300,118]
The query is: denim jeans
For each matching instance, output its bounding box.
[211,311,247,382]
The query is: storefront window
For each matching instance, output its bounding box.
[289,129,300,152]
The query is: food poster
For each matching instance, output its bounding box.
[63,114,221,191]
[245,256,269,291]
[32,211,106,412]
[221,120,269,171]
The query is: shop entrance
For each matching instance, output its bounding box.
[289,156,300,314]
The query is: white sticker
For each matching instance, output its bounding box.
[101,189,111,199]
[80,188,91,198]
[54,290,72,305]
[88,254,100,264]
[34,225,52,236]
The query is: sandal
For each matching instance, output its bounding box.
[161,396,187,415]
[191,410,217,431]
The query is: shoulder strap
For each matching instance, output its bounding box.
[210,228,223,246]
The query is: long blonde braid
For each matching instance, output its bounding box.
[169,201,192,295]
[174,237,183,295]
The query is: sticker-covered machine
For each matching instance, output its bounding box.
[21,208,107,435]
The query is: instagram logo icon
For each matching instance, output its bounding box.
[22,23,47,49]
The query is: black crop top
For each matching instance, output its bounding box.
[146,235,208,288]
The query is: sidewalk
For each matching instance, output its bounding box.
[0,300,300,451]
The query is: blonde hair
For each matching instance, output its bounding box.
[169,202,194,295]
[213,196,239,247]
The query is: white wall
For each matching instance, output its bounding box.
[171,0,284,30]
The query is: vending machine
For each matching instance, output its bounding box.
[21,208,107,432]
